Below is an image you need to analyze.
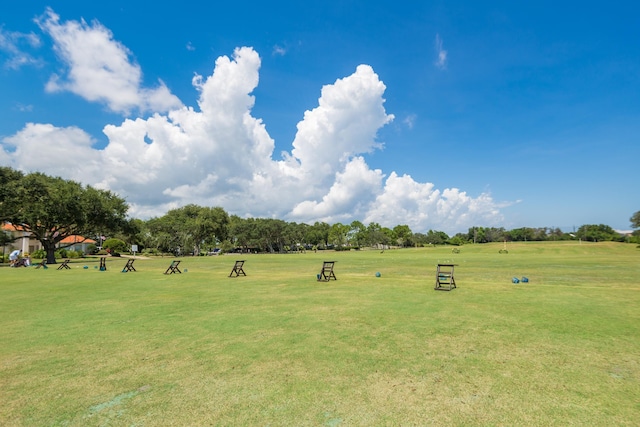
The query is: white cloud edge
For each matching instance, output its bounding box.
[434,33,447,70]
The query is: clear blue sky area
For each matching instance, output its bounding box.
[1,1,638,234]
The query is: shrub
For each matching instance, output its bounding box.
[32,249,46,259]
[103,238,128,253]
[67,250,81,259]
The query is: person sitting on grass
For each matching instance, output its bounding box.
[14,255,30,267]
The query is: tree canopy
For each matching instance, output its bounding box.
[2,167,636,261]
[1,168,130,263]
[143,204,229,255]
[631,211,640,229]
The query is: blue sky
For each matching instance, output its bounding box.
[1,1,638,234]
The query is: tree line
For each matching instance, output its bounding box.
[2,167,639,261]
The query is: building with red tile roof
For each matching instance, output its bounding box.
[2,223,96,255]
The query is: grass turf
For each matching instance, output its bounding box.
[1,241,639,425]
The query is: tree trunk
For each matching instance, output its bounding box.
[44,240,57,264]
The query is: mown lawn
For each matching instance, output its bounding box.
[1,241,639,426]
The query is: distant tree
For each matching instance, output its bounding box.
[547,227,566,241]
[348,220,367,247]
[255,218,287,252]
[424,230,449,245]
[484,227,506,242]
[469,227,487,243]
[2,169,129,264]
[509,227,535,242]
[393,224,413,247]
[381,227,395,245]
[366,222,386,247]
[123,218,147,251]
[154,204,229,255]
[229,216,258,252]
[576,224,618,242]
[305,222,330,247]
[412,232,428,246]
[449,234,466,246]
[283,222,308,251]
[328,223,350,248]
[631,211,640,229]
[144,216,178,253]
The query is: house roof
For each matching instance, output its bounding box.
[3,224,96,244]
[59,235,97,244]
[2,223,28,232]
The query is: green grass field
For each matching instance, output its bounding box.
[1,241,639,426]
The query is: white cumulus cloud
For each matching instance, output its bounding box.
[290,64,394,183]
[0,16,504,235]
[365,173,503,232]
[290,156,384,223]
[1,123,100,181]
[36,8,182,114]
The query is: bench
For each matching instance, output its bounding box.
[435,263,457,291]
[122,259,136,272]
[35,260,47,269]
[317,261,337,281]
[164,260,181,274]
[57,259,71,270]
[229,260,246,277]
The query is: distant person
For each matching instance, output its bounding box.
[14,257,29,267]
[9,249,21,267]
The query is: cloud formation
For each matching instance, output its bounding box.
[0,26,41,69]
[0,12,504,234]
[36,8,182,114]
[435,34,448,70]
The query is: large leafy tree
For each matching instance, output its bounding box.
[393,224,413,247]
[0,228,17,261]
[229,216,258,252]
[421,230,449,245]
[283,222,309,251]
[348,220,367,247]
[151,204,229,255]
[576,224,619,242]
[328,222,350,248]
[366,222,386,247]
[631,211,640,229]
[0,167,25,221]
[509,227,535,242]
[2,169,129,264]
[255,218,287,253]
[304,222,330,247]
